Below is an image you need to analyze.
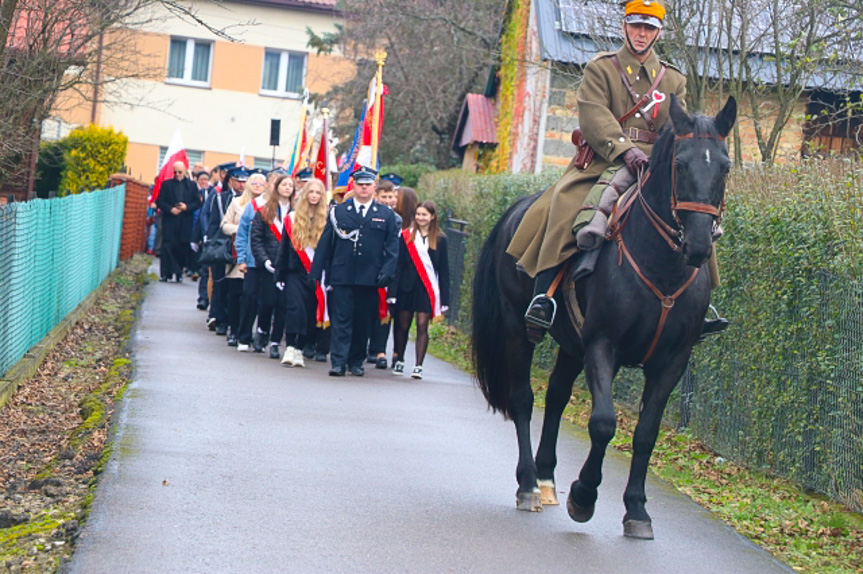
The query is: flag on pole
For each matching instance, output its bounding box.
[286,91,310,175]
[313,111,330,185]
[333,76,387,198]
[151,128,188,204]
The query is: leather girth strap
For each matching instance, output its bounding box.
[545,262,571,298]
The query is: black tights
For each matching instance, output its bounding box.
[393,310,430,366]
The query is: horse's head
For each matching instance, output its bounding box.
[665,95,737,267]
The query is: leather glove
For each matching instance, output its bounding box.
[376,273,391,288]
[275,281,285,291]
[622,147,650,174]
[265,260,275,274]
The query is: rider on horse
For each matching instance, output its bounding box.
[506,0,727,343]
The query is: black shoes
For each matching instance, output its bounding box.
[207,317,217,331]
[227,335,238,347]
[197,298,208,310]
[524,295,557,344]
[350,366,365,377]
[366,355,377,364]
[215,324,228,336]
[159,277,169,282]
[698,305,729,341]
[253,332,267,353]
[269,345,280,359]
[329,365,346,377]
[314,353,328,362]
[375,357,388,369]
[302,347,315,359]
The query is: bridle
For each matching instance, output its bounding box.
[605,130,729,365]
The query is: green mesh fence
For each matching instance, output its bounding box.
[0,185,126,380]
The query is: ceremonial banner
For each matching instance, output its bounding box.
[150,128,188,203]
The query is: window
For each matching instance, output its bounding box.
[158,148,204,170]
[261,50,306,97]
[254,157,275,170]
[167,37,212,86]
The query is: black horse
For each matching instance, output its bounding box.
[472,95,737,539]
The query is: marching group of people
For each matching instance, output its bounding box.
[154,161,450,380]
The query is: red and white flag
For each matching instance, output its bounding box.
[151,129,188,204]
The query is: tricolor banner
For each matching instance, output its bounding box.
[150,128,188,204]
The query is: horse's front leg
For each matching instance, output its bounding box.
[534,348,583,506]
[622,351,690,539]
[567,339,618,523]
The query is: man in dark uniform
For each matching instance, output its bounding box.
[156,161,201,282]
[206,166,248,335]
[311,165,400,377]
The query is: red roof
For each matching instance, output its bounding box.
[452,94,498,150]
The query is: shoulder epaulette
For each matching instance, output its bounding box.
[659,60,683,74]
[588,51,617,65]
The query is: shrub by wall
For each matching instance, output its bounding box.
[380,163,436,188]
[419,160,863,511]
[58,125,128,196]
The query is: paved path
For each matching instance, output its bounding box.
[67,272,790,573]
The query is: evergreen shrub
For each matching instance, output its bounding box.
[58,125,128,195]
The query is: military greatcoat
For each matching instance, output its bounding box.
[507,46,686,277]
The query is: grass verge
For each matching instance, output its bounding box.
[0,255,152,573]
[428,322,863,573]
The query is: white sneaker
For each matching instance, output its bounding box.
[281,346,298,366]
[237,343,251,352]
[411,366,423,379]
[293,347,305,367]
[392,361,404,376]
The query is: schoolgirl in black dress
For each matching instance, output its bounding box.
[250,173,294,358]
[388,200,450,379]
[274,178,328,367]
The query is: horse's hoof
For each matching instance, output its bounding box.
[537,480,559,506]
[566,495,595,522]
[516,489,543,512]
[623,519,654,540]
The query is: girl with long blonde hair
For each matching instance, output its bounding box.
[273,178,328,366]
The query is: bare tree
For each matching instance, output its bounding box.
[310,0,504,168]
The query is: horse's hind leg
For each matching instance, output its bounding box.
[567,339,618,523]
[622,352,690,540]
[534,348,583,506]
[507,339,542,512]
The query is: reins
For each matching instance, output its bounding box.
[605,131,726,365]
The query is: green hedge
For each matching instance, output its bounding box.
[419,160,863,511]
[380,163,437,188]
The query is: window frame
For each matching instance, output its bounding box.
[166,37,213,88]
[259,49,307,99]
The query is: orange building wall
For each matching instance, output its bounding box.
[211,43,265,93]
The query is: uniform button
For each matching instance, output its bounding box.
[607,141,613,147]
[619,137,625,143]
[635,112,642,118]
[635,76,640,81]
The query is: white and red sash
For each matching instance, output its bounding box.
[287,213,329,327]
[403,228,442,319]
[253,196,285,242]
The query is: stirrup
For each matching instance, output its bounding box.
[524,294,557,330]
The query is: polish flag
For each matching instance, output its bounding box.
[151,129,188,204]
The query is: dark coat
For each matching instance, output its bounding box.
[250,210,284,268]
[156,177,201,243]
[388,233,450,306]
[274,218,317,336]
[205,189,238,240]
[310,199,399,287]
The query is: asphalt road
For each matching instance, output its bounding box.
[67,271,791,573]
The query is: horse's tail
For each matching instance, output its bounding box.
[472,197,535,419]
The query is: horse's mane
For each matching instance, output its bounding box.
[649,114,719,172]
